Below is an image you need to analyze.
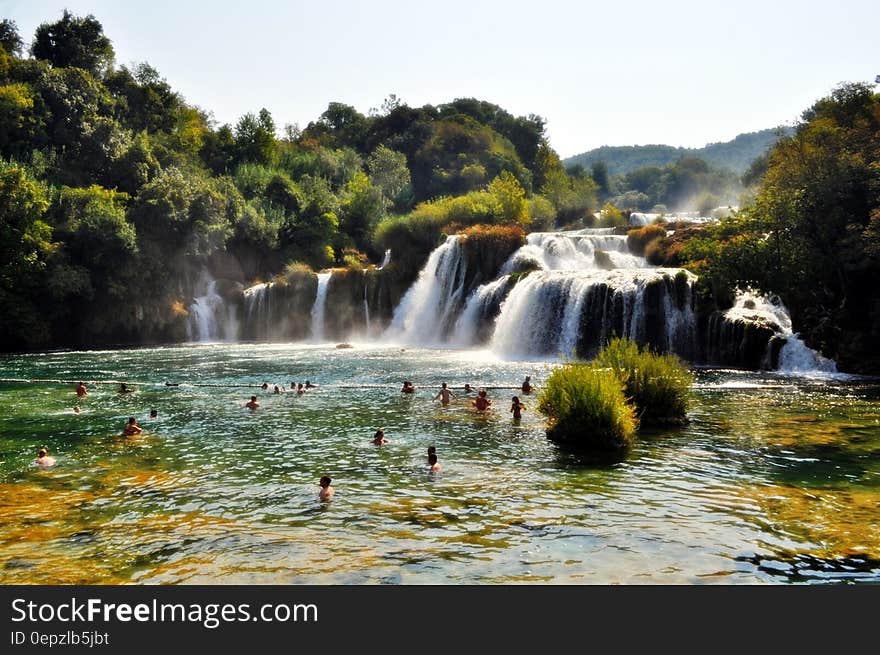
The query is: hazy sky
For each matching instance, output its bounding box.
[3,0,878,157]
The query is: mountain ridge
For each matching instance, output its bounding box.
[563,127,791,176]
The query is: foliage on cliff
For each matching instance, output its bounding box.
[0,12,593,350]
[675,83,880,372]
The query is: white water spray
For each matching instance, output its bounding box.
[310,272,333,342]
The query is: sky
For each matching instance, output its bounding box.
[2,0,878,158]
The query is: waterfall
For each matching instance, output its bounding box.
[187,271,239,342]
[378,249,392,269]
[501,231,642,274]
[363,284,371,336]
[452,276,513,346]
[489,268,695,359]
[385,236,466,345]
[310,272,332,342]
[725,289,837,374]
[243,282,273,341]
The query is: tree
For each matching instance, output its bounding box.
[367,145,411,208]
[31,10,115,77]
[340,170,385,251]
[0,19,24,56]
[233,109,277,166]
[488,171,528,224]
[0,161,54,346]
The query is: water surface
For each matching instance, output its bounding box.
[1,344,878,584]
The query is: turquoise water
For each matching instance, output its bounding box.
[1,343,879,584]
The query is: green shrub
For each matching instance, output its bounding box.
[597,202,627,228]
[538,363,637,450]
[626,223,667,256]
[594,337,693,426]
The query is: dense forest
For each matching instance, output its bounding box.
[1,11,878,373]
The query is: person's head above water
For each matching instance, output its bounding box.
[320,475,332,487]
[38,447,47,457]
[428,445,436,455]
[250,395,257,402]
[127,417,137,424]
[428,453,438,465]
[512,396,520,403]
[150,409,158,418]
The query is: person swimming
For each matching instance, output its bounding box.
[75,381,88,397]
[118,383,134,393]
[305,380,317,389]
[149,408,158,419]
[35,447,56,468]
[401,381,415,394]
[319,475,335,501]
[274,385,283,394]
[463,383,475,394]
[122,417,143,436]
[73,405,81,414]
[297,383,306,395]
[245,395,260,410]
[428,452,442,473]
[510,396,526,420]
[373,428,387,445]
[433,382,456,406]
[521,376,533,394]
[261,382,269,391]
[473,389,492,411]
[427,445,436,463]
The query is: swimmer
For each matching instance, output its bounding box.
[118,383,134,393]
[75,381,88,397]
[433,382,457,406]
[261,382,269,391]
[305,380,317,389]
[319,475,335,501]
[73,405,81,414]
[122,416,143,436]
[473,389,492,411]
[274,385,283,394]
[373,428,387,446]
[510,396,526,420]
[427,445,436,463]
[297,383,306,395]
[149,409,158,419]
[401,381,415,394]
[245,395,260,410]
[521,375,532,394]
[35,447,56,468]
[428,452,442,473]
[463,383,474,394]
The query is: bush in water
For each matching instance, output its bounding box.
[594,337,693,426]
[538,363,637,450]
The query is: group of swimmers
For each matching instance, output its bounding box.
[43,374,535,498]
[421,376,533,419]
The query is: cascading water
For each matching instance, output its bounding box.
[378,249,392,269]
[363,284,371,336]
[488,229,696,359]
[389,228,697,359]
[489,268,695,359]
[187,271,239,342]
[385,236,467,345]
[310,272,332,342]
[725,289,837,374]
[242,282,273,341]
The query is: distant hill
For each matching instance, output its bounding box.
[563,127,791,176]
